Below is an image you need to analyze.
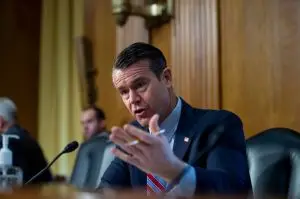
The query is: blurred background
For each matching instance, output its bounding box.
[1,0,300,177]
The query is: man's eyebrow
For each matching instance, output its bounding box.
[117,77,148,90]
[117,86,126,90]
[131,77,148,84]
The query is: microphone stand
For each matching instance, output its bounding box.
[24,141,79,185]
[24,150,65,185]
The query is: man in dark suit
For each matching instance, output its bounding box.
[100,42,251,196]
[0,97,52,184]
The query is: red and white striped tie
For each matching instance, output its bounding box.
[146,173,166,195]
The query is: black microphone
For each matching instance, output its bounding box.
[24,141,79,185]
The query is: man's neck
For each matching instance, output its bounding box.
[159,95,178,125]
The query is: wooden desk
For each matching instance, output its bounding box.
[0,183,283,199]
[0,184,158,199]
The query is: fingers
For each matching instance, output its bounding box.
[111,114,161,145]
[123,124,155,145]
[122,114,162,145]
[110,127,136,155]
[127,145,146,160]
[149,114,160,135]
[110,126,135,145]
[110,126,150,158]
[110,115,163,160]
[111,147,140,167]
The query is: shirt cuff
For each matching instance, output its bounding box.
[167,165,196,197]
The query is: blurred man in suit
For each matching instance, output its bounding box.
[69,105,113,188]
[100,43,251,196]
[80,105,109,141]
[0,97,52,184]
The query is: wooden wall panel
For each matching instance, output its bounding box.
[0,0,41,138]
[220,0,300,137]
[84,0,119,128]
[151,24,171,65]
[170,0,219,109]
[116,0,149,53]
[85,0,149,128]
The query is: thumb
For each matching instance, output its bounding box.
[149,114,160,134]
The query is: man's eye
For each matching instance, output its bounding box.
[136,81,146,89]
[120,90,129,97]
[120,90,127,95]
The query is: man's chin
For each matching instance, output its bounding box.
[136,117,150,127]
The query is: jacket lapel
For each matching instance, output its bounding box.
[173,99,200,160]
[130,121,148,185]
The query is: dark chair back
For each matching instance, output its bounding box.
[70,135,115,190]
[246,128,300,198]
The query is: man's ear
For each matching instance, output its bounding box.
[161,68,172,88]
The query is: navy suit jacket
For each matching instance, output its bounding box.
[100,100,251,194]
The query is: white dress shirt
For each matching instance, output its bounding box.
[150,98,196,197]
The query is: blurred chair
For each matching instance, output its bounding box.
[69,135,115,190]
[246,127,300,198]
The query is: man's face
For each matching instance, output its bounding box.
[80,109,104,139]
[112,60,173,127]
[0,117,5,133]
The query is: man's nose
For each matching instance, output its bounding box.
[129,90,141,104]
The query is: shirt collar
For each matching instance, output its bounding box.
[149,97,182,139]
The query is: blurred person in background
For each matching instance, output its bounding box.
[0,97,52,184]
[80,105,109,141]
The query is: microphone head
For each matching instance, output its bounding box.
[63,141,79,153]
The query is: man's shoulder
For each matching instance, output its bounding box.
[82,132,112,147]
[96,131,110,139]
[194,108,241,121]
[1,125,45,154]
[4,125,34,141]
[182,99,242,125]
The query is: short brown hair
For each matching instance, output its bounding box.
[114,42,167,78]
[83,105,105,121]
